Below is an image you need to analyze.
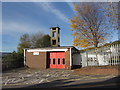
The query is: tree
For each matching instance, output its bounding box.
[41,35,51,47]
[3,33,51,70]
[70,3,114,48]
[100,2,119,30]
[3,51,17,62]
[3,51,24,68]
[17,33,31,54]
[30,32,44,48]
[35,34,51,48]
[17,33,51,54]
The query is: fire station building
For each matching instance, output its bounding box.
[24,27,81,69]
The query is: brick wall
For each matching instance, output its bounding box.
[65,48,71,69]
[26,52,47,69]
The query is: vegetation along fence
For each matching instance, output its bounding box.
[81,44,120,67]
[2,61,24,71]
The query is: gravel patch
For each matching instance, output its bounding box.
[2,68,76,86]
[2,66,118,88]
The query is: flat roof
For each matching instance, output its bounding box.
[26,46,74,50]
[25,46,79,52]
[50,27,60,29]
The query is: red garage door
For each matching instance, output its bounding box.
[47,52,65,69]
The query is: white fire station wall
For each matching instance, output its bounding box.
[72,53,82,65]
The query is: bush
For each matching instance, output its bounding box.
[2,51,24,71]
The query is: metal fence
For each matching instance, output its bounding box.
[81,44,120,67]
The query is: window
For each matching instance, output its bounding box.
[62,58,65,64]
[58,58,60,64]
[94,57,97,61]
[52,40,56,45]
[52,32,56,37]
[91,58,93,61]
[53,58,56,64]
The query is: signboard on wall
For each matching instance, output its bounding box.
[33,52,39,55]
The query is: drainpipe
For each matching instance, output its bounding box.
[24,49,26,66]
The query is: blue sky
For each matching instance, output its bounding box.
[2,2,118,52]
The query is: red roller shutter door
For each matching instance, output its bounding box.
[48,52,65,69]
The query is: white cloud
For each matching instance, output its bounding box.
[36,2,69,23]
[66,2,74,12]
[2,21,48,35]
[67,2,73,10]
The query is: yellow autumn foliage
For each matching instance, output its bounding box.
[73,38,92,48]
[70,3,111,48]
[70,24,77,28]
[72,32,77,36]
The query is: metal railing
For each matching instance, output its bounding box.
[81,44,120,67]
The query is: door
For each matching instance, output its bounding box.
[56,52,65,68]
[48,52,65,69]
